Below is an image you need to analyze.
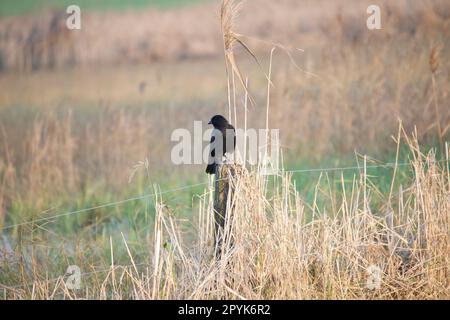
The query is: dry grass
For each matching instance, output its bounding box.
[2,132,449,299]
[141,135,450,300]
[0,0,450,300]
[1,0,449,71]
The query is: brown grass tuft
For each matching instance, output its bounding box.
[429,44,442,74]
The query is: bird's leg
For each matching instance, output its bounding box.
[223,152,235,164]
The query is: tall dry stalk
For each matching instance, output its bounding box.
[429,45,444,152]
[221,0,261,119]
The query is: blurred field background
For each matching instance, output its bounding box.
[0,0,449,299]
[0,0,207,16]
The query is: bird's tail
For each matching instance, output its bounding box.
[206,163,216,175]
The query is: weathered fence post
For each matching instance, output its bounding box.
[214,164,237,259]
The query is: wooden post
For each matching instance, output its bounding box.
[214,164,236,259]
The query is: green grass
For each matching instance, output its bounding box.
[4,145,439,236]
[0,0,210,17]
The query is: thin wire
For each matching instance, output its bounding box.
[285,159,448,174]
[1,181,211,231]
[1,159,447,231]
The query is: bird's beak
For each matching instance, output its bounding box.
[208,120,212,125]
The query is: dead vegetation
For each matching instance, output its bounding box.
[1,0,450,71]
[2,131,449,299]
[0,0,449,300]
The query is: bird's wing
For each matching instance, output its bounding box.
[209,129,222,161]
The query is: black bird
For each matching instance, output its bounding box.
[206,115,236,174]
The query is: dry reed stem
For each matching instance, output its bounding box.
[429,44,444,152]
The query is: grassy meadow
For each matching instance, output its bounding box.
[0,0,449,299]
[0,0,208,16]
